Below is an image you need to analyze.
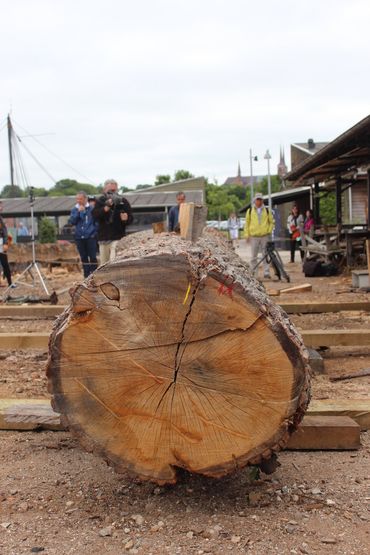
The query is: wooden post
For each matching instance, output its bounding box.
[336,176,342,226]
[179,202,207,242]
[367,169,370,285]
[314,182,320,224]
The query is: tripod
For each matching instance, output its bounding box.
[3,188,51,300]
[254,241,290,283]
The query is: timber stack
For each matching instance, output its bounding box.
[47,230,311,484]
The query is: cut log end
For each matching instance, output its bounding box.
[47,232,311,483]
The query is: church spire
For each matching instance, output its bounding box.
[237,161,241,177]
[277,145,288,185]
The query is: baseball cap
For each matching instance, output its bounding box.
[253,193,264,202]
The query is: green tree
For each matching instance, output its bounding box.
[38,216,57,243]
[0,184,25,198]
[30,187,48,197]
[135,184,152,190]
[48,179,101,197]
[174,169,194,181]
[155,175,171,186]
[320,192,336,225]
[206,183,243,220]
[254,175,282,197]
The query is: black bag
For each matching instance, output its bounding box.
[303,259,323,277]
[320,262,338,276]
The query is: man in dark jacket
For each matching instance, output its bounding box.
[92,179,133,265]
[0,200,13,287]
[69,191,98,278]
[168,191,186,232]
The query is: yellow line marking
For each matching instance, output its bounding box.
[183,283,191,305]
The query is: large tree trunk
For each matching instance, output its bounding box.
[47,230,311,484]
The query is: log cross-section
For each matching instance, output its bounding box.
[47,231,311,483]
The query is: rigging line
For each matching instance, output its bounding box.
[12,131,29,186]
[11,133,30,189]
[17,136,58,184]
[9,131,23,188]
[12,117,97,185]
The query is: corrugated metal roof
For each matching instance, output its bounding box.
[239,186,312,212]
[292,142,329,156]
[286,114,370,183]
[136,176,205,196]
[0,190,204,216]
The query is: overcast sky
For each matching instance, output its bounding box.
[0,0,369,190]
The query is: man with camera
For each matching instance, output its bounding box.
[92,179,133,265]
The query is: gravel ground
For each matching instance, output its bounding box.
[0,259,370,554]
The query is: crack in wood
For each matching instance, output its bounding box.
[154,283,200,413]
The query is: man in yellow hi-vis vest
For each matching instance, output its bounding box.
[244,193,275,278]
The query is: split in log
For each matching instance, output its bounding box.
[47,230,311,484]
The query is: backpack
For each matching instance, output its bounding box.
[303,259,338,277]
[303,259,323,277]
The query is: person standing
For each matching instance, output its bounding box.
[69,191,98,278]
[303,209,315,238]
[168,191,186,232]
[287,205,304,262]
[227,211,240,248]
[244,193,275,278]
[17,222,29,237]
[92,179,133,265]
[0,201,13,287]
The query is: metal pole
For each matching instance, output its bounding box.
[267,158,272,211]
[30,202,36,264]
[249,148,254,203]
[7,115,15,187]
[264,149,272,211]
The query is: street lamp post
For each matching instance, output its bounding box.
[264,149,272,211]
[249,149,258,203]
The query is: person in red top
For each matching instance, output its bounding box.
[287,205,304,263]
[303,209,315,238]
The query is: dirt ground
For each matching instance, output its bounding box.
[0,256,370,555]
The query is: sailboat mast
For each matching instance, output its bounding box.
[7,114,15,187]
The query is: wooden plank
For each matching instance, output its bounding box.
[0,398,63,431]
[330,368,370,382]
[179,202,194,241]
[307,399,370,431]
[0,333,49,349]
[279,283,312,294]
[179,202,207,242]
[279,301,370,314]
[2,398,368,440]
[301,329,370,348]
[286,415,360,450]
[0,328,367,350]
[2,301,370,318]
[0,328,368,350]
[0,305,65,318]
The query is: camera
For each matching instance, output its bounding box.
[100,191,127,224]
[103,191,125,211]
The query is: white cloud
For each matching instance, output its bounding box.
[0,0,370,189]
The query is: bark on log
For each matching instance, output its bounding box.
[47,230,311,484]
